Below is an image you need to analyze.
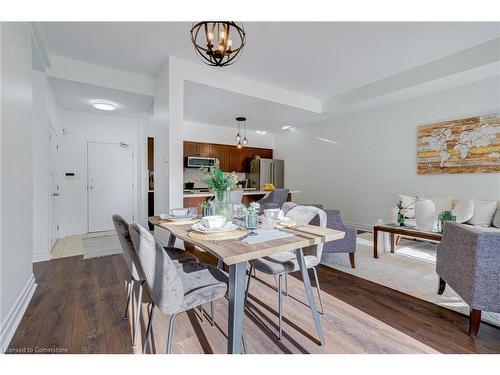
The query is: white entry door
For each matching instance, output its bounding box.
[88,142,134,232]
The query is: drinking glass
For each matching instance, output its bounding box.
[187,206,198,218]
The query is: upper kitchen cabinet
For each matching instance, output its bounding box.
[209,143,227,171]
[183,141,273,173]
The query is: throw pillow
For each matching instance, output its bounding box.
[399,194,417,218]
[492,207,500,229]
[451,199,475,223]
[467,199,498,226]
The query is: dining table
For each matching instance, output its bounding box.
[148,215,345,354]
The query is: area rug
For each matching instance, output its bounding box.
[321,233,500,328]
[82,233,122,259]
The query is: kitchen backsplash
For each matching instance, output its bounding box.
[183,169,246,189]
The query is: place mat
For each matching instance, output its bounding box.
[159,218,200,227]
[241,229,295,245]
[188,227,248,242]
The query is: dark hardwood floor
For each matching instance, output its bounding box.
[7,251,500,354]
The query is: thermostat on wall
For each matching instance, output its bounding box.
[65,172,75,177]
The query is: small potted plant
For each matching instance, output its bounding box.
[395,199,411,226]
[239,202,259,235]
[201,165,238,216]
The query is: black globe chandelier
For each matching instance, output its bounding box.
[190,22,246,67]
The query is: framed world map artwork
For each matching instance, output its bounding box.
[417,114,500,175]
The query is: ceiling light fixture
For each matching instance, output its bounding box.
[92,101,118,111]
[281,125,293,130]
[190,22,246,67]
[256,130,267,135]
[235,117,247,148]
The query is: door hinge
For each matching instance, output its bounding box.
[56,145,59,151]
[56,225,59,231]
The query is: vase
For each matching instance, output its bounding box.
[397,213,405,226]
[415,199,435,232]
[214,189,231,218]
[245,213,258,230]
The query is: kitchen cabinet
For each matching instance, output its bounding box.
[183,141,273,173]
[209,144,227,171]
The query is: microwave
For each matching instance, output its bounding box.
[186,156,216,168]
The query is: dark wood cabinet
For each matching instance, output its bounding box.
[183,141,273,173]
[209,144,227,171]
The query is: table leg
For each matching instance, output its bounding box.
[373,228,379,259]
[390,233,395,253]
[227,262,247,354]
[295,248,325,346]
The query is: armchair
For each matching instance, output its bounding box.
[436,222,500,337]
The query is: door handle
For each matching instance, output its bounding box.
[52,193,60,197]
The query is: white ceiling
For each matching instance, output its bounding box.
[42,22,500,98]
[183,81,326,131]
[48,77,153,116]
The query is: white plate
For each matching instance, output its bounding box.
[191,222,239,234]
[160,213,197,221]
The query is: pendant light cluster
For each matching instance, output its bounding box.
[190,22,246,67]
[235,117,247,149]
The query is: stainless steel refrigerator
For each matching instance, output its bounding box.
[248,158,285,189]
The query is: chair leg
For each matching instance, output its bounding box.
[142,303,156,354]
[312,267,325,315]
[242,330,248,354]
[244,266,253,305]
[278,274,283,341]
[166,313,179,354]
[133,281,144,347]
[124,279,133,319]
[349,252,356,269]
[210,301,215,326]
[469,309,481,338]
[284,274,288,296]
[437,277,446,295]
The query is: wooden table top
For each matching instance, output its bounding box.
[373,224,443,241]
[149,216,345,265]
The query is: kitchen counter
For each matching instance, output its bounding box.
[183,189,301,198]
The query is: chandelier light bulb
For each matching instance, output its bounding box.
[227,39,233,48]
[243,137,248,145]
[236,133,240,141]
[219,31,226,40]
[237,142,242,149]
[207,32,214,42]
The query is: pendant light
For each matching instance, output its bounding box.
[235,117,246,148]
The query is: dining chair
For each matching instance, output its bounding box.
[256,188,289,212]
[245,205,327,340]
[129,223,244,354]
[112,214,198,347]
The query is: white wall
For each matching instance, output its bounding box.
[275,76,500,228]
[58,109,144,235]
[0,22,37,350]
[183,120,275,149]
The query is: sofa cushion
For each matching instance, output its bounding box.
[467,199,498,226]
[399,194,417,218]
[492,208,500,229]
[452,199,475,224]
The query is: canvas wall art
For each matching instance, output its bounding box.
[417,114,500,175]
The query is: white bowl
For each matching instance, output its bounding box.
[201,215,226,229]
[170,208,189,217]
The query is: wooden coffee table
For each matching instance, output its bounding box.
[373,224,442,258]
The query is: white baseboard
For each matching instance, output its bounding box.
[0,273,37,352]
[344,221,373,232]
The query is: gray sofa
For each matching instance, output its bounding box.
[436,222,500,337]
[287,203,357,268]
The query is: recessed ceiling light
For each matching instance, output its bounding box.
[256,130,267,135]
[281,125,293,130]
[92,101,118,111]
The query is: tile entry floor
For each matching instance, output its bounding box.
[51,231,116,259]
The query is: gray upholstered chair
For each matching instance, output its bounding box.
[256,188,289,212]
[245,205,327,340]
[129,223,233,354]
[283,203,357,268]
[112,214,198,347]
[436,222,500,337]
